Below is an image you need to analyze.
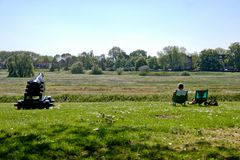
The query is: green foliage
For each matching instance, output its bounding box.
[2,42,240,72]
[181,71,191,76]
[116,68,124,75]
[49,55,61,72]
[147,56,160,70]
[6,54,34,77]
[139,65,149,76]
[70,62,84,74]
[129,49,147,58]
[229,42,240,71]
[158,46,188,71]
[79,51,96,70]
[199,49,223,71]
[1,102,240,159]
[136,57,147,70]
[108,47,128,70]
[90,65,103,75]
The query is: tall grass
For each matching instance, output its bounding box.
[1,93,240,103]
[1,70,240,97]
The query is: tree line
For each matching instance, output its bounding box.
[0,42,240,77]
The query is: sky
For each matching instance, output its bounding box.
[0,0,240,56]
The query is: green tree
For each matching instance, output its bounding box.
[49,55,61,72]
[157,52,169,70]
[125,59,135,71]
[90,65,103,75]
[199,49,223,71]
[147,56,159,70]
[139,65,149,76]
[158,46,188,71]
[79,51,95,70]
[71,62,84,74]
[129,49,148,70]
[108,47,128,70]
[105,57,115,71]
[6,54,34,77]
[191,52,199,70]
[97,54,106,70]
[61,53,72,70]
[164,46,187,71]
[129,50,147,58]
[229,42,240,71]
[135,57,147,70]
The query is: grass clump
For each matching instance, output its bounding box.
[116,68,124,75]
[90,65,103,75]
[181,71,191,76]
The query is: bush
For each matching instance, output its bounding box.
[71,62,84,74]
[91,66,103,75]
[6,54,34,77]
[139,65,149,76]
[116,68,124,75]
[181,71,191,76]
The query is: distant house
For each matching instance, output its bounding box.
[34,62,51,69]
[0,62,6,69]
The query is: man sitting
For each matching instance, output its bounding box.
[172,83,188,106]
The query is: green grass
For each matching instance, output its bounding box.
[1,70,240,98]
[1,70,240,159]
[1,102,240,159]
[1,69,240,102]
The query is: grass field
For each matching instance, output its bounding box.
[0,70,240,159]
[0,102,240,159]
[1,70,240,97]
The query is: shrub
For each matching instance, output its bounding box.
[91,65,103,75]
[71,62,84,74]
[139,65,149,76]
[116,68,124,75]
[49,66,55,72]
[181,71,191,76]
[6,54,34,77]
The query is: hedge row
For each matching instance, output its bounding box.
[0,93,240,103]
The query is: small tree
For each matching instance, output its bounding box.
[181,71,190,76]
[49,56,60,72]
[116,68,124,75]
[90,65,103,75]
[6,54,34,77]
[71,62,84,74]
[139,65,149,76]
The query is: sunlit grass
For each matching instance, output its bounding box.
[1,102,240,159]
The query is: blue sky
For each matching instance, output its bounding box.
[0,0,239,56]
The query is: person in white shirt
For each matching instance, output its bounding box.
[172,83,188,106]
